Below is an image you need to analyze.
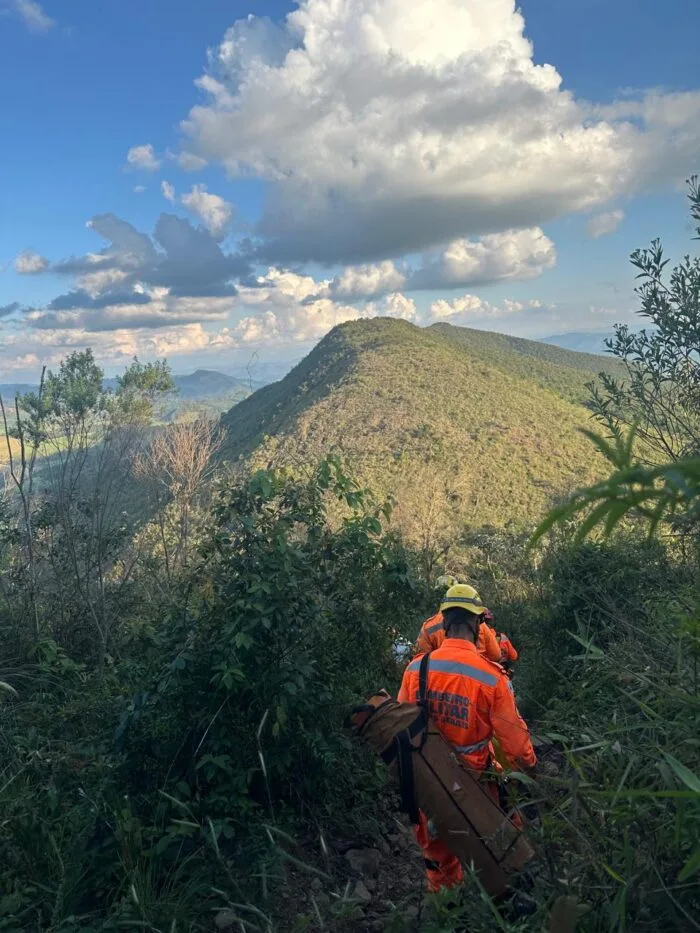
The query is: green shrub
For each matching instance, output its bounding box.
[0,459,426,929]
[499,534,700,932]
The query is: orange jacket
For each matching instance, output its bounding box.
[498,633,519,663]
[398,638,536,773]
[414,612,501,662]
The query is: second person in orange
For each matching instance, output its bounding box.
[413,583,501,662]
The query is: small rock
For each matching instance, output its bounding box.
[345,848,382,878]
[352,880,373,906]
[214,909,237,930]
[310,877,323,892]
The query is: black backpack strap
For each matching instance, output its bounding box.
[383,653,433,826]
[395,729,420,824]
[419,652,431,710]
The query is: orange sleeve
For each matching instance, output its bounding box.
[502,637,518,662]
[479,625,502,662]
[412,614,442,657]
[397,665,419,704]
[413,621,433,657]
[490,677,536,771]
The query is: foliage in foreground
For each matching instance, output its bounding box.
[409,534,700,933]
[588,176,700,464]
[0,460,423,931]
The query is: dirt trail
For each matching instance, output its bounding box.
[224,815,425,933]
[269,817,426,933]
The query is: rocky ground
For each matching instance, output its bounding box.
[214,813,428,933]
[274,818,426,933]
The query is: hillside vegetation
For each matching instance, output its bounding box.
[222,320,619,552]
[0,436,21,469]
[429,323,621,404]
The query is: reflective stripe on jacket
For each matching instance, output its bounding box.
[398,638,537,773]
[413,612,501,662]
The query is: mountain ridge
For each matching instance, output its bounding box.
[221,318,619,536]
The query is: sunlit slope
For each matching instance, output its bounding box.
[222,318,614,528]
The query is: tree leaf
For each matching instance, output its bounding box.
[662,754,700,794]
[678,848,700,882]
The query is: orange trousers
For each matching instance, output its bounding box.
[413,811,464,892]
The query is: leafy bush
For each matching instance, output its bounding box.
[0,459,425,930]
[516,534,700,932]
[589,176,700,464]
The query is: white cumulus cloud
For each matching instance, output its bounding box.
[429,294,542,321]
[368,292,417,321]
[315,229,554,302]
[161,180,176,203]
[233,268,356,343]
[230,268,419,346]
[14,249,49,274]
[175,151,209,172]
[328,261,406,299]
[180,184,234,240]
[587,209,625,239]
[2,324,221,374]
[126,144,161,172]
[181,0,700,265]
[409,228,556,290]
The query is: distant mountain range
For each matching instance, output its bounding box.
[539,332,616,355]
[0,368,267,424]
[172,369,263,400]
[221,319,623,535]
[0,383,34,400]
[229,358,305,386]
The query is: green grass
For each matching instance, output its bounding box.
[0,436,21,469]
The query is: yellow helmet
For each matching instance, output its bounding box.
[440,583,486,616]
[435,573,458,591]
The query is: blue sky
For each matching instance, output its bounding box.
[1,0,698,379]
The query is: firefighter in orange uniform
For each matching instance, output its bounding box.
[413,579,501,662]
[398,583,537,892]
[498,631,519,676]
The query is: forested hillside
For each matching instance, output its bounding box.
[428,323,621,403]
[222,320,620,563]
